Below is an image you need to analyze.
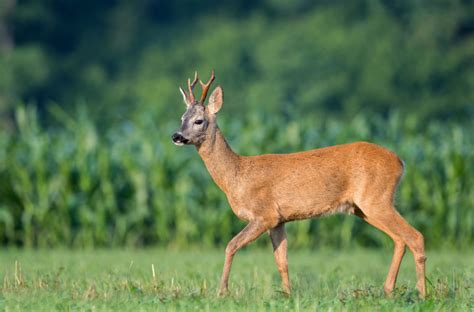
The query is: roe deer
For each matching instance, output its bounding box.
[171,71,426,298]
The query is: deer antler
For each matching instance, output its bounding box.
[186,71,199,104]
[180,70,216,105]
[199,70,215,104]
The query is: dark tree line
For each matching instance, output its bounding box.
[0,0,473,129]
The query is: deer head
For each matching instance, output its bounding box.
[172,70,223,146]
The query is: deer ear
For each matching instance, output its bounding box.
[207,86,223,114]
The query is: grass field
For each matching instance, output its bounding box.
[0,248,472,311]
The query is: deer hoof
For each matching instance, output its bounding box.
[218,287,229,297]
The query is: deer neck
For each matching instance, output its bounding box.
[197,124,239,193]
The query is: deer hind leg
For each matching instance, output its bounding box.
[219,221,268,294]
[354,208,406,296]
[269,223,291,294]
[384,210,426,299]
[357,206,426,298]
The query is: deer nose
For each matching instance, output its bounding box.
[172,132,189,144]
[172,133,184,142]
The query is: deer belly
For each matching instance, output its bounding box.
[277,190,349,221]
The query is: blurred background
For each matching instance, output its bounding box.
[0,0,472,249]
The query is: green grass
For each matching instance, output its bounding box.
[0,248,472,311]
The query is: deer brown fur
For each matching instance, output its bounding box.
[172,71,426,298]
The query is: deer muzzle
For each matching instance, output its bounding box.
[172,132,189,146]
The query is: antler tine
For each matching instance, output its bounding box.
[187,71,199,104]
[199,70,216,104]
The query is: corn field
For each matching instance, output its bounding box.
[0,107,472,248]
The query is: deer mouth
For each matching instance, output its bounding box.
[172,138,189,146]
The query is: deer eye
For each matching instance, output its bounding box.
[194,119,204,125]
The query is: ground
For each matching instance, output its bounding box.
[0,248,472,311]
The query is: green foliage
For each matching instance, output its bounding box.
[1,0,473,123]
[1,249,473,310]
[0,107,472,248]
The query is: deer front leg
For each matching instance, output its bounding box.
[269,223,291,294]
[219,221,268,294]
